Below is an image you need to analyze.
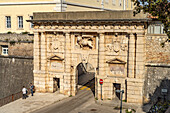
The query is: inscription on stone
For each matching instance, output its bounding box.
[50,61,63,70]
[109,64,124,75]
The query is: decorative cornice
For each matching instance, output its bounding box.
[145,63,170,67]
[106,58,126,64]
[47,55,64,61]
[28,19,149,23]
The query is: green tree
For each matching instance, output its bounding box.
[132,0,170,41]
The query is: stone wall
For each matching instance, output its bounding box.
[0,56,33,99]
[0,34,34,106]
[144,35,170,103]
[146,35,170,63]
[144,65,170,103]
[78,72,95,85]
[0,34,33,56]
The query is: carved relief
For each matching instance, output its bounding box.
[75,35,95,50]
[113,41,121,53]
[51,61,63,70]
[105,35,127,53]
[48,55,64,72]
[110,64,125,75]
[49,34,64,52]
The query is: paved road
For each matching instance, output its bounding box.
[32,79,118,113]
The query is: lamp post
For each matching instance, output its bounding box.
[116,90,124,113]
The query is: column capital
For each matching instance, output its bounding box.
[97,31,105,35]
[33,31,39,34]
[135,32,145,36]
[40,31,46,35]
[63,31,70,34]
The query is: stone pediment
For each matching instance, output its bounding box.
[48,55,64,61]
[106,58,126,64]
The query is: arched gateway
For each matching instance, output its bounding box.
[30,11,149,104]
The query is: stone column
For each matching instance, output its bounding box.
[128,33,136,78]
[33,31,42,92]
[63,32,71,96]
[97,32,106,99]
[39,32,47,92]
[65,32,71,73]
[98,32,105,76]
[126,33,145,104]
[40,32,47,71]
[135,33,145,79]
[70,34,76,96]
[127,78,144,104]
[33,31,40,71]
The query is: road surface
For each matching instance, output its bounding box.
[32,79,118,113]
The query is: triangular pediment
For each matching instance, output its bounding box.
[48,55,64,61]
[106,58,126,64]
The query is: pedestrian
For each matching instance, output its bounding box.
[30,83,34,96]
[22,86,27,99]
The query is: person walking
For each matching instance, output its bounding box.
[22,86,27,99]
[30,83,34,96]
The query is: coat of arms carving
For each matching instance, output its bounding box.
[49,36,63,51]
[105,37,127,53]
[76,35,94,49]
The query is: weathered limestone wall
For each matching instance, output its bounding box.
[146,35,170,63]
[0,56,33,99]
[144,65,170,103]
[0,34,33,56]
[0,34,34,106]
[144,35,170,103]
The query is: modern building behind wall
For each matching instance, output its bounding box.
[0,0,134,34]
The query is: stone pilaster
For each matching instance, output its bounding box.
[37,32,48,92]
[98,32,105,76]
[97,32,106,99]
[65,32,71,73]
[64,32,71,96]
[70,34,77,96]
[33,31,40,71]
[40,32,47,71]
[135,33,145,79]
[128,33,136,78]
[127,78,144,104]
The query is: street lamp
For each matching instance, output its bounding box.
[116,90,124,113]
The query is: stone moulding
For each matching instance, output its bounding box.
[106,58,126,64]
[145,63,170,67]
[47,55,64,61]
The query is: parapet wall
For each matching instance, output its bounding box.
[0,34,33,56]
[0,56,33,106]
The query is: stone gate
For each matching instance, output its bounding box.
[30,11,149,104]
